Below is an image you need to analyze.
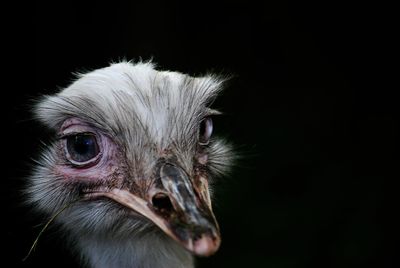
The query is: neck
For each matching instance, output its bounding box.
[74,231,194,268]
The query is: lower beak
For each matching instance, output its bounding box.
[89,163,220,256]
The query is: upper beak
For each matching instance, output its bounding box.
[89,162,220,256]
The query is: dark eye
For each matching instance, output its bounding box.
[65,133,100,164]
[199,117,213,145]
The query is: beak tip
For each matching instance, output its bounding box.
[191,235,221,257]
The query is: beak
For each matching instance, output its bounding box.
[89,163,220,256]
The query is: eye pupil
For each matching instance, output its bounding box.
[66,134,99,163]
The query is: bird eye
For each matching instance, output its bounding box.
[65,133,100,164]
[199,117,213,145]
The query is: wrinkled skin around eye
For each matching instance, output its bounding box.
[56,118,126,183]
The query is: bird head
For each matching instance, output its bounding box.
[28,62,232,257]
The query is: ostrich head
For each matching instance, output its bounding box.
[27,61,232,268]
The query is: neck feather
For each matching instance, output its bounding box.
[72,231,194,268]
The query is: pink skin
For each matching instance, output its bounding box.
[54,118,124,183]
[197,153,208,165]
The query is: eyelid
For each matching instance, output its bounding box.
[58,131,96,140]
[205,108,222,116]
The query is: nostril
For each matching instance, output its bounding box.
[152,193,174,213]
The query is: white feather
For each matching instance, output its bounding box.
[27,61,232,268]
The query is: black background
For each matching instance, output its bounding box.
[2,1,396,267]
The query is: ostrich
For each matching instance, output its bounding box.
[26,61,232,268]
